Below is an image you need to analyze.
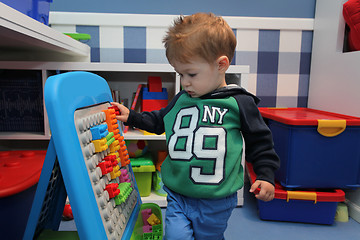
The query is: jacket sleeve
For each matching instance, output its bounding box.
[125,90,186,135]
[235,95,280,185]
[125,109,166,135]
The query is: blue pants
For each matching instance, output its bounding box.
[164,186,238,240]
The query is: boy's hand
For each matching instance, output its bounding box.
[249,180,275,202]
[111,102,130,123]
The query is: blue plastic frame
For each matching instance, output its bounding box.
[23,71,141,239]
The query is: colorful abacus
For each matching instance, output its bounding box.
[23,72,143,240]
[74,104,139,239]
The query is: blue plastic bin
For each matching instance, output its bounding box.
[259,108,360,189]
[1,0,53,25]
[247,162,345,225]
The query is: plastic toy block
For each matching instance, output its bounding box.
[148,76,162,92]
[103,155,117,167]
[108,152,120,164]
[107,136,116,147]
[109,128,121,141]
[156,151,167,172]
[142,99,168,112]
[143,232,154,240]
[110,165,121,179]
[108,105,120,115]
[108,122,119,134]
[105,183,120,198]
[90,124,109,140]
[92,138,108,152]
[98,161,113,175]
[102,109,119,133]
[142,88,168,100]
[119,169,131,183]
[152,224,162,235]
[103,108,116,121]
[143,225,152,233]
[62,203,74,220]
[105,131,115,141]
[109,140,120,153]
[119,151,130,167]
[119,137,128,152]
[114,182,133,205]
[117,137,130,166]
[141,209,152,225]
[147,213,161,226]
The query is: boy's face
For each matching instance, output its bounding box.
[172,57,227,98]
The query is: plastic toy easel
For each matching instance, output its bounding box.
[23,72,142,240]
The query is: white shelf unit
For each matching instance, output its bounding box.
[0,61,249,206]
[0,2,90,140]
[0,3,90,62]
[308,0,360,223]
[0,61,249,141]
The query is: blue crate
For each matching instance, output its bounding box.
[1,0,53,25]
[247,162,345,225]
[260,108,360,189]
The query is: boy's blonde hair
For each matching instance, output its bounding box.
[163,12,236,64]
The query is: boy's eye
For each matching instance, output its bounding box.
[188,73,197,77]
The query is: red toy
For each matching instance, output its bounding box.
[343,0,360,51]
[148,76,162,92]
[142,76,168,112]
[62,203,74,221]
[0,150,47,239]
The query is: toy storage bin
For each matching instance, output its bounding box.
[0,150,46,240]
[259,107,360,189]
[246,163,345,225]
[131,153,156,197]
[131,203,163,240]
[1,0,53,25]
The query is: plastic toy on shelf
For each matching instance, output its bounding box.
[142,76,168,113]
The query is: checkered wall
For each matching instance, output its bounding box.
[55,22,313,108]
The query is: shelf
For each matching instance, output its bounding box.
[141,192,167,207]
[0,61,174,72]
[0,3,90,62]
[0,62,249,140]
[0,132,50,140]
[141,190,244,207]
[124,130,166,140]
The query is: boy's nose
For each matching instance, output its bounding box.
[181,78,190,87]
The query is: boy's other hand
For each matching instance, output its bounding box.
[249,180,275,202]
[111,102,130,123]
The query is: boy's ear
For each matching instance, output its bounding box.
[217,56,230,73]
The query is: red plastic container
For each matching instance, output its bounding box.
[259,107,360,189]
[247,162,345,225]
[0,150,46,240]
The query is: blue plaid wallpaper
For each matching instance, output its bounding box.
[73,24,312,108]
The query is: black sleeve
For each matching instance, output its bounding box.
[125,109,166,135]
[125,90,186,135]
[235,95,280,185]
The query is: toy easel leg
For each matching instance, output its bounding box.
[23,138,67,240]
